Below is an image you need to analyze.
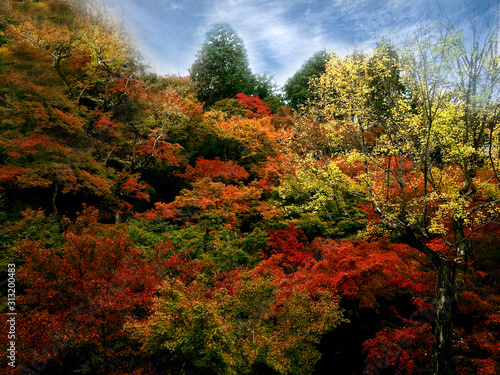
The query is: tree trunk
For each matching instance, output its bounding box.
[51,180,60,216]
[403,231,461,375]
[431,258,454,375]
[429,218,469,375]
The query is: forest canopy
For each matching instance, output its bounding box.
[0,1,499,375]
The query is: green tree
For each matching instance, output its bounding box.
[190,23,254,107]
[253,73,285,112]
[283,49,329,109]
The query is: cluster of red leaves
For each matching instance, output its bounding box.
[135,137,183,166]
[94,118,120,138]
[117,171,150,204]
[363,323,433,375]
[426,237,455,257]
[263,225,313,272]
[260,226,433,309]
[235,93,272,118]
[12,207,160,372]
[163,250,215,285]
[358,203,380,222]
[305,239,432,308]
[255,154,296,193]
[139,201,177,221]
[121,180,149,201]
[453,290,500,375]
[0,165,23,187]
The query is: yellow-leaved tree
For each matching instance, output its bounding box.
[281,20,500,375]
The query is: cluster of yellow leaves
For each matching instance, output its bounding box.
[285,44,500,245]
[127,270,343,375]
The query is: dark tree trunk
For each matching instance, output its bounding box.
[402,229,467,375]
[52,180,60,216]
[431,258,454,375]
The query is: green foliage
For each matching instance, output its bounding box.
[253,73,279,99]
[283,49,329,109]
[277,157,367,237]
[210,98,248,117]
[130,212,267,273]
[253,73,285,111]
[126,216,173,250]
[0,23,9,47]
[288,212,363,240]
[190,23,255,106]
[129,271,344,375]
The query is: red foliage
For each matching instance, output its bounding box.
[163,250,215,285]
[95,118,119,138]
[117,171,150,205]
[140,202,177,221]
[121,180,150,201]
[235,93,272,118]
[135,137,182,166]
[255,154,296,193]
[260,228,432,310]
[0,166,23,187]
[358,203,380,222]
[426,237,455,257]
[265,225,313,271]
[305,239,432,307]
[363,324,433,375]
[453,289,500,375]
[14,207,160,371]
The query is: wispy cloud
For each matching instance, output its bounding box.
[100,0,500,86]
[201,0,338,83]
[197,0,444,84]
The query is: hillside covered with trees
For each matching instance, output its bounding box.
[0,1,499,375]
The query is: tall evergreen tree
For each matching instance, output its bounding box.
[190,23,254,106]
[283,49,329,109]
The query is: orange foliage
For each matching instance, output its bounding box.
[179,157,249,183]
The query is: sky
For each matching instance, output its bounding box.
[99,0,499,87]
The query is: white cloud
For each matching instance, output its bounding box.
[199,0,336,84]
[101,0,500,85]
[196,0,425,85]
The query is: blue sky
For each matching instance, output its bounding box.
[100,0,499,86]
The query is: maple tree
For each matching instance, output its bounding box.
[9,207,160,374]
[235,93,273,119]
[179,157,249,183]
